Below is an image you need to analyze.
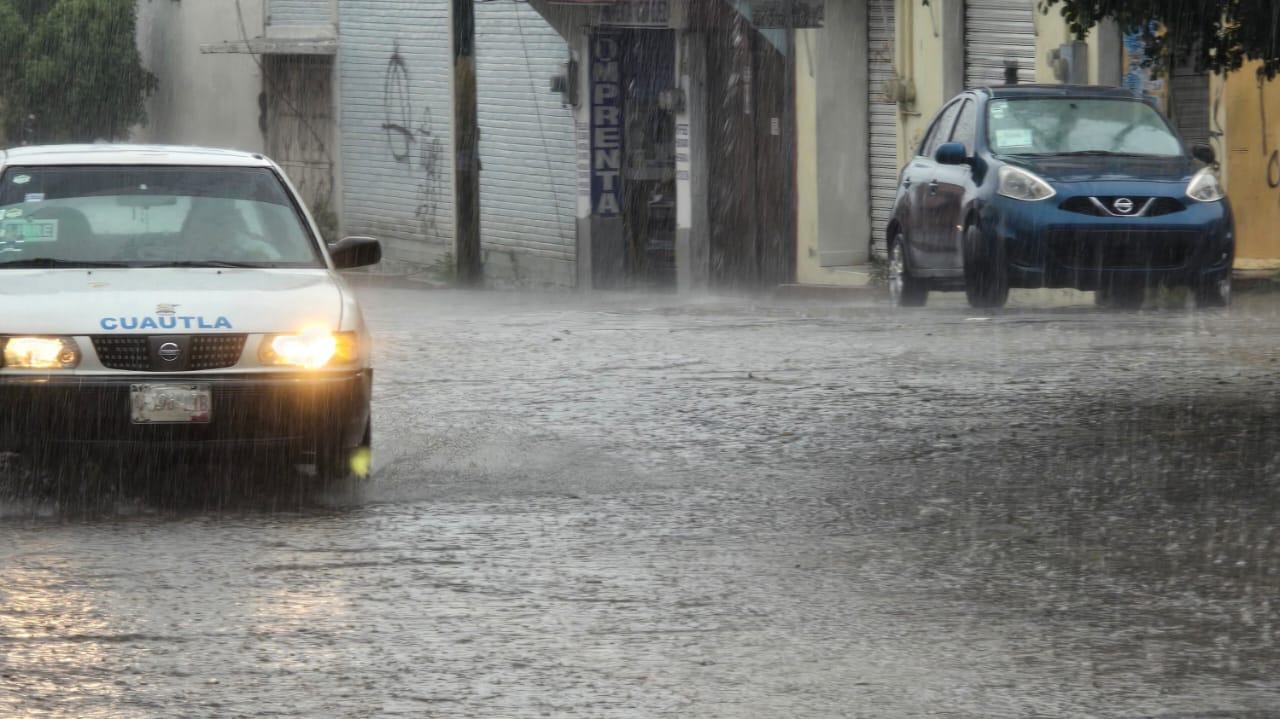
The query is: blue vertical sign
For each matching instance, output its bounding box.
[590,31,624,218]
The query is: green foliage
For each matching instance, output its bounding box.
[0,0,157,144]
[1036,0,1280,79]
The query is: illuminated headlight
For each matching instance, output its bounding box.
[2,336,81,369]
[1186,167,1225,202]
[259,328,357,368]
[997,165,1056,201]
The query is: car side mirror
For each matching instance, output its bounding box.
[328,236,382,269]
[1191,143,1216,165]
[935,142,968,166]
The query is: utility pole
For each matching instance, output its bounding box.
[451,0,483,285]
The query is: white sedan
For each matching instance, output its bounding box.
[0,144,381,481]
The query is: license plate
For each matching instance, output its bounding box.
[130,384,212,424]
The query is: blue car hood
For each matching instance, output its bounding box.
[1005,154,1196,184]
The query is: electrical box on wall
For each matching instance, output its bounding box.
[550,59,579,107]
[1048,41,1089,84]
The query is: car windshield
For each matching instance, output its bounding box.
[986,97,1184,157]
[0,165,322,267]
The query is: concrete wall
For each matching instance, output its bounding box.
[133,0,266,152]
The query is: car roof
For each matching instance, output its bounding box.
[973,84,1145,101]
[0,144,274,168]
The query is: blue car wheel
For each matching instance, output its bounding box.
[962,224,1009,309]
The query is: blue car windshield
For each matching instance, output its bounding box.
[986,98,1184,157]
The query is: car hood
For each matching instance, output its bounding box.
[1004,154,1196,184]
[0,268,347,335]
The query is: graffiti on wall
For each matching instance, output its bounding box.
[382,46,445,238]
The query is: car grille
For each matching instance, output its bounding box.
[1058,196,1185,218]
[1046,230,1198,270]
[91,335,247,371]
[189,335,248,370]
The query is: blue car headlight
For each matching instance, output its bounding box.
[1186,167,1225,202]
[997,166,1056,201]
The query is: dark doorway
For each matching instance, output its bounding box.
[704,2,796,290]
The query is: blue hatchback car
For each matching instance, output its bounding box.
[887,84,1234,309]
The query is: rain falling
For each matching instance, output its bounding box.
[1,1,1279,717]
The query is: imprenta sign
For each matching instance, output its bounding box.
[590,31,623,218]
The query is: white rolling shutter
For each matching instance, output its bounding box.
[475,2,577,284]
[965,0,1037,88]
[337,0,453,267]
[268,0,331,27]
[868,0,896,259]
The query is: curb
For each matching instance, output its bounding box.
[771,283,884,302]
[340,271,452,290]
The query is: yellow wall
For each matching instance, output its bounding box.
[896,0,939,170]
[1222,64,1280,268]
[793,29,826,285]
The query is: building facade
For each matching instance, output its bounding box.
[137,0,577,287]
[134,0,1280,289]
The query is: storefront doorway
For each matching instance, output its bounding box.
[589,28,677,289]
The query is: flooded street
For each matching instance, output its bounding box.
[3,285,1280,717]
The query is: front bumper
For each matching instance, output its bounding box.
[979,187,1234,291]
[0,370,371,455]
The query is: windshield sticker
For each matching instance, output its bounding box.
[99,315,233,331]
[11,174,30,185]
[989,101,1008,120]
[995,128,1033,149]
[0,218,57,242]
[23,193,44,202]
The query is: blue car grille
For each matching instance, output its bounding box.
[1058,196,1185,218]
[1046,229,1197,270]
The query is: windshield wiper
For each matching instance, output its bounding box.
[1050,150,1151,157]
[0,257,133,269]
[139,260,269,268]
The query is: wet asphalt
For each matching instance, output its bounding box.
[2,284,1279,718]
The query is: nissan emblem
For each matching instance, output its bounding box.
[158,342,181,362]
[1112,197,1134,214]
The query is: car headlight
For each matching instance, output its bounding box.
[1,336,81,369]
[1186,167,1225,202]
[259,328,358,369]
[997,165,1056,201]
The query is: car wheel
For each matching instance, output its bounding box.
[888,233,927,307]
[1194,274,1232,309]
[962,224,1008,309]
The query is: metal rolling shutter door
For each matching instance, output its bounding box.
[268,0,331,27]
[868,0,897,259]
[474,2,577,279]
[965,0,1037,88]
[1171,65,1211,146]
[337,0,454,266]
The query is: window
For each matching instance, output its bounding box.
[0,166,321,267]
[950,99,977,155]
[986,97,1184,156]
[923,101,964,159]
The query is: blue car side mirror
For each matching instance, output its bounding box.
[935,142,968,165]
